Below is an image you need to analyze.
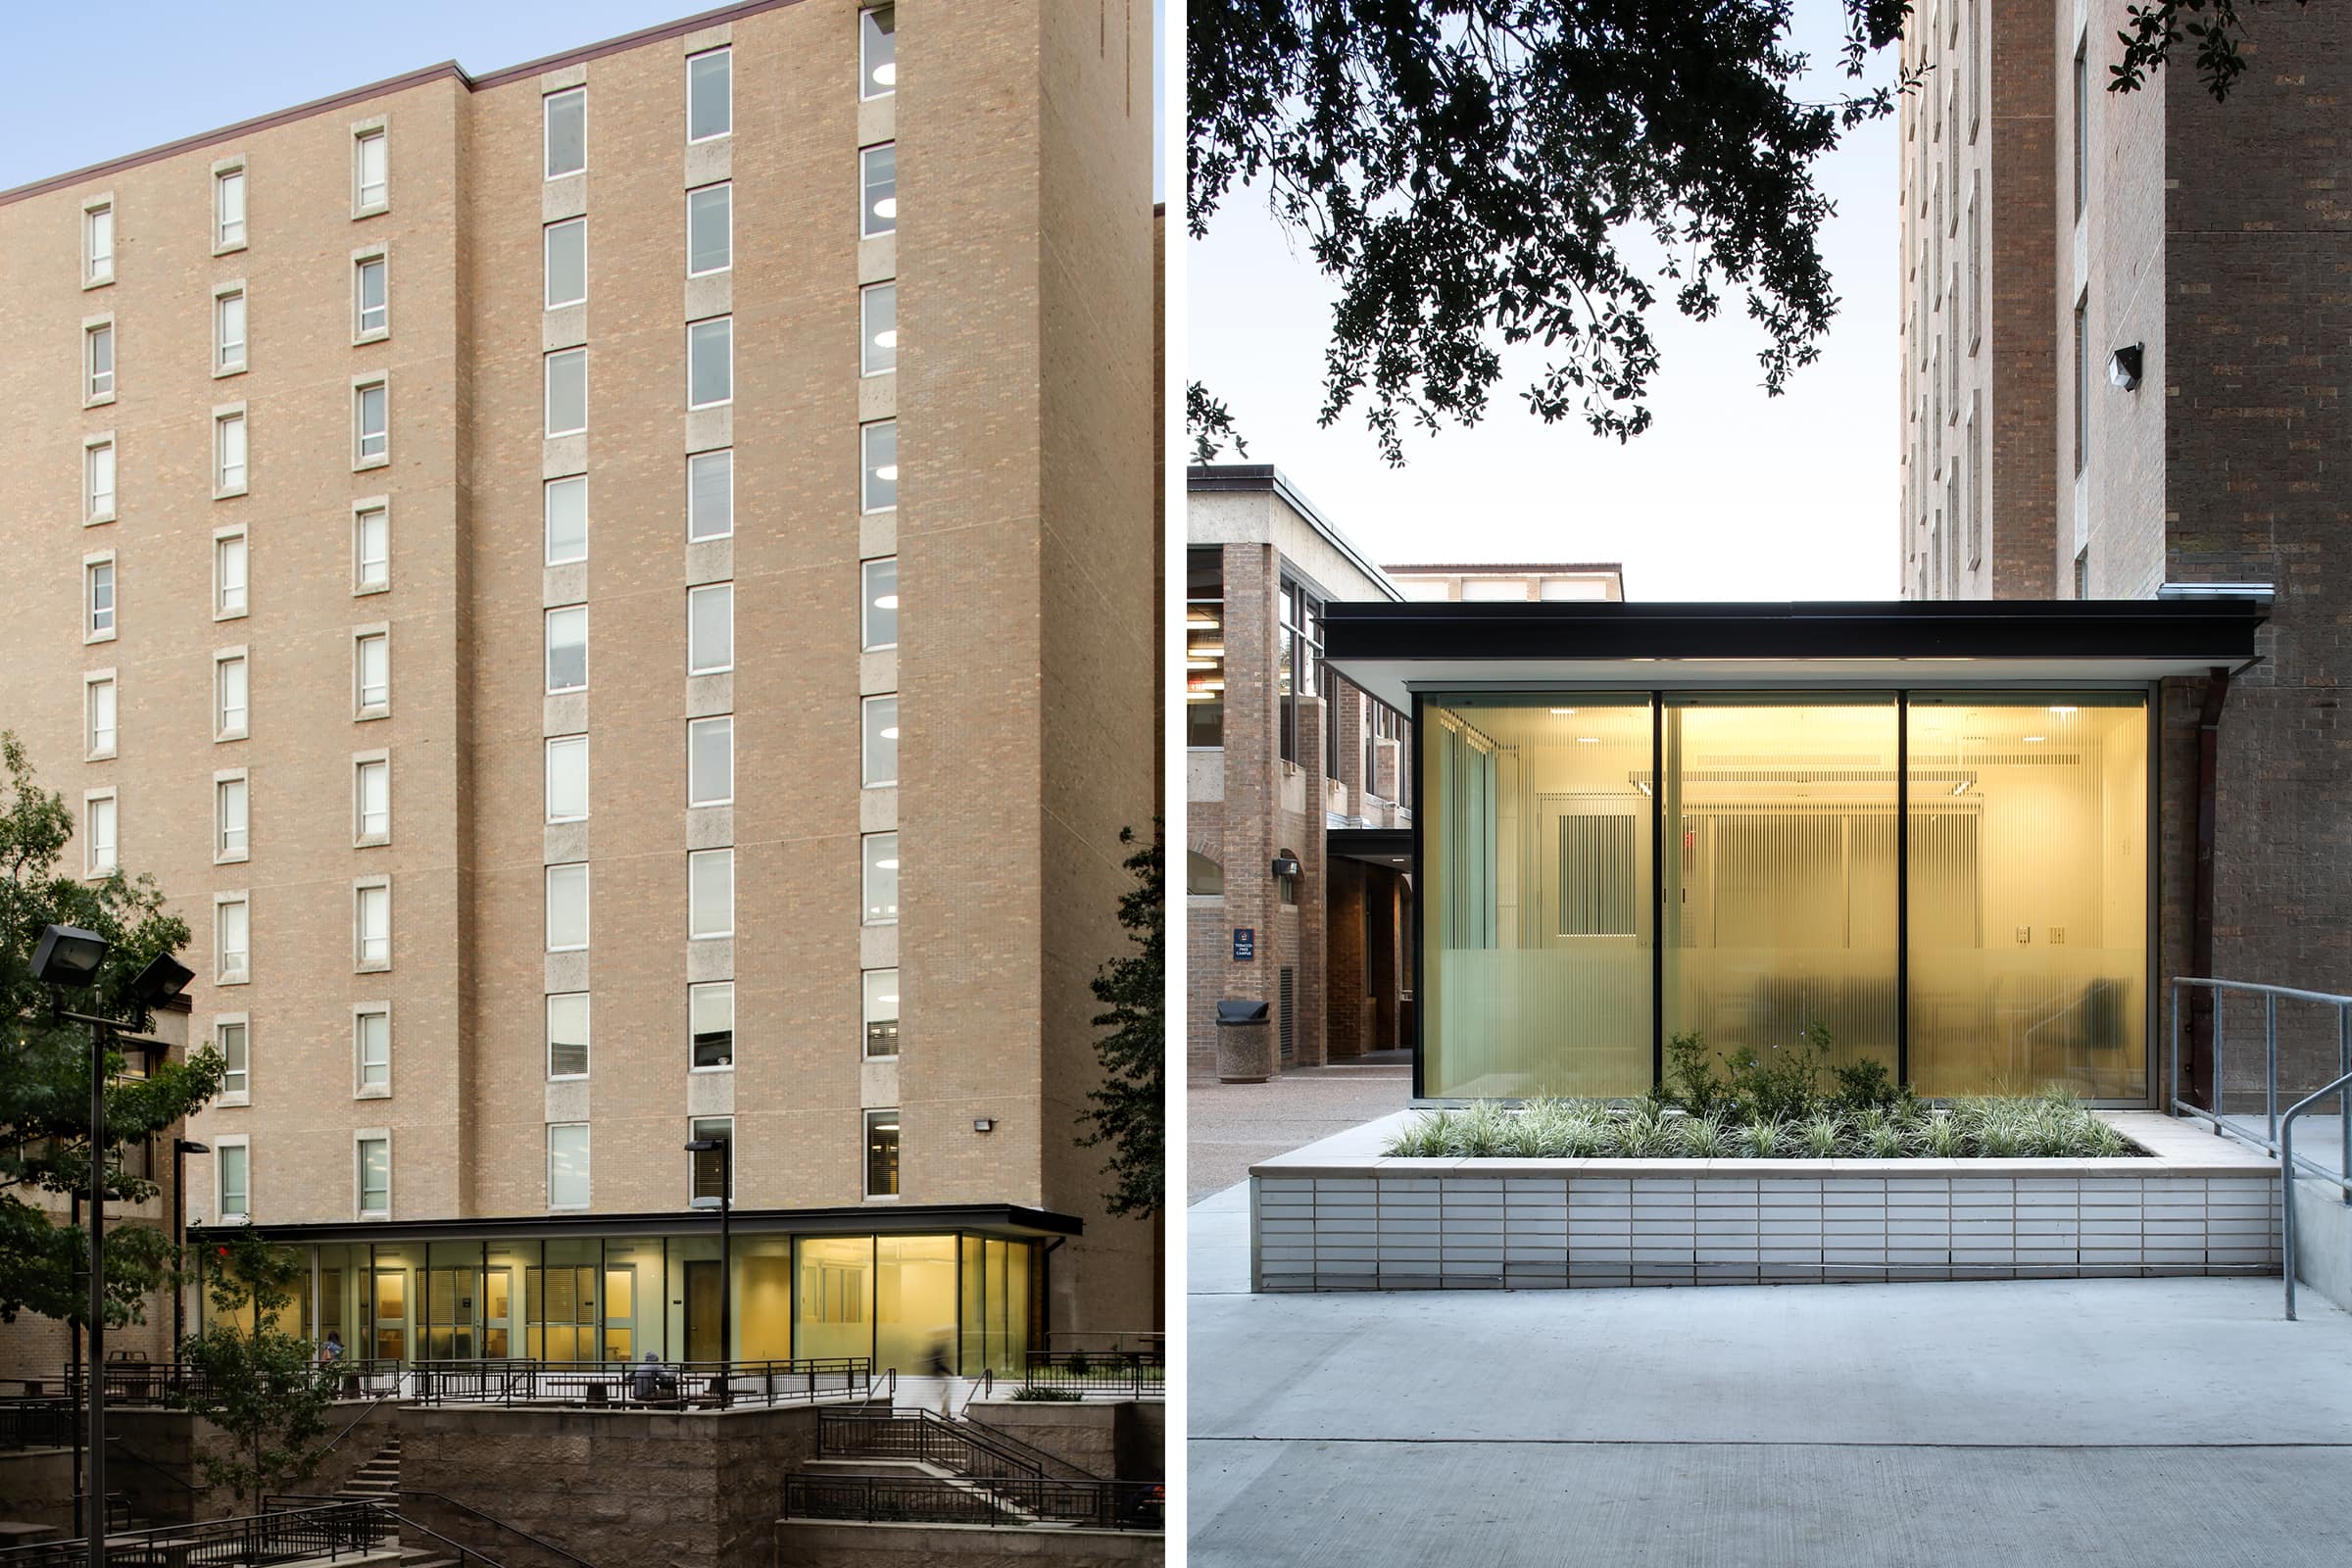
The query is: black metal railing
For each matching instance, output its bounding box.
[0,1398,75,1451]
[0,1501,392,1568]
[783,1472,1163,1532]
[1019,1349,1164,1398]
[56,1359,399,1407]
[270,1492,593,1568]
[411,1356,869,1409]
[816,1406,1043,1482]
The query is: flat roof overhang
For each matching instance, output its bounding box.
[1320,598,2269,710]
[1329,827,1415,871]
[187,1201,1082,1249]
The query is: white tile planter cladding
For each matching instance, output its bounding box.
[1251,1113,2282,1292]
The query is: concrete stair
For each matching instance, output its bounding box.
[337,1438,403,1502]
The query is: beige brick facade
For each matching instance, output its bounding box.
[0,0,1156,1353]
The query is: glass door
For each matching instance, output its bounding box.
[482,1268,513,1358]
[422,1268,478,1360]
[371,1269,408,1364]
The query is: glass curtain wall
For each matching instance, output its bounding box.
[1420,690,2150,1099]
[1662,696,1899,1074]
[1421,696,1655,1097]
[1906,695,2147,1098]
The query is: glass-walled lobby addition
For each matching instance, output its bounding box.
[241,1231,1040,1377]
[1421,691,2149,1101]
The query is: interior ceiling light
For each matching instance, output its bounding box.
[873,594,899,610]
[1187,611,1221,628]
[1635,780,1653,796]
[880,726,900,740]
[1951,779,1973,796]
[2047,705,2079,714]
[873,197,898,220]
[875,329,899,349]
[1550,708,1578,715]
[876,858,900,870]
[875,464,900,481]
[2023,735,2046,744]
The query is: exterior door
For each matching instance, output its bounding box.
[684,1259,722,1361]
[371,1269,407,1364]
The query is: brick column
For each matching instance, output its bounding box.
[1218,543,1281,1065]
[1327,857,1368,1058]
[1294,693,1329,1066]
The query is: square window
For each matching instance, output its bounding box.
[86,794,117,876]
[86,560,116,639]
[546,734,588,822]
[864,1108,899,1198]
[86,323,114,401]
[546,348,587,435]
[862,694,898,786]
[545,862,590,952]
[545,218,586,309]
[690,981,734,1070]
[355,128,388,212]
[356,757,389,841]
[218,1020,249,1102]
[218,1142,250,1219]
[860,282,896,375]
[689,1115,733,1202]
[860,420,897,512]
[688,714,732,807]
[215,533,247,616]
[689,848,734,939]
[216,168,246,250]
[863,968,899,1057]
[688,317,732,409]
[687,183,731,275]
[545,605,588,692]
[687,583,732,674]
[687,450,732,541]
[545,475,588,564]
[355,380,388,464]
[355,505,389,591]
[860,143,896,237]
[355,881,391,969]
[215,289,246,372]
[546,992,590,1079]
[216,896,250,984]
[216,654,248,739]
[861,558,898,650]
[216,412,247,493]
[355,632,389,712]
[548,1123,589,1208]
[358,1136,390,1216]
[862,832,899,924]
[85,676,116,758]
[85,439,115,522]
[545,89,586,179]
[861,7,897,99]
[687,48,731,141]
[356,1009,391,1093]
[84,203,114,285]
[355,255,388,337]
[216,776,247,859]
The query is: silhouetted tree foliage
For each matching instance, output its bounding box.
[1078,826,1162,1219]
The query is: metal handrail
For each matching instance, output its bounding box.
[412,1355,867,1408]
[782,1471,1164,1532]
[816,1406,1045,1482]
[2170,977,2352,1197]
[2282,1069,2352,1321]
[399,1491,597,1568]
[0,1500,390,1568]
[270,1490,593,1568]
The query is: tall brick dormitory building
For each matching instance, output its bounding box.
[0,0,1158,1375]
[1898,0,2352,1061]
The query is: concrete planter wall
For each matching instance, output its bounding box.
[1254,1111,2282,1292]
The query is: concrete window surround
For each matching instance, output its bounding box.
[1253,1110,2281,1292]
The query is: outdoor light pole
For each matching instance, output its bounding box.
[29,924,194,1567]
[684,1136,732,1406]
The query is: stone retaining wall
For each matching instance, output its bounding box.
[1254,1111,2283,1292]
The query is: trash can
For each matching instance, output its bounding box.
[1215,999,1274,1084]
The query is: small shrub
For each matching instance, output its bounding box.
[1742,1118,1789,1159]
[1799,1110,1846,1159]
[1662,1031,1729,1118]
[1831,1056,1903,1114]
[1861,1117,1908,1160]
[1920,1112,1965,1158]
[1679,1113,1736,1159]
[1012,1386,1082,1402]
[1064,1351,1093,1378]
[1726,1022,1835,1124]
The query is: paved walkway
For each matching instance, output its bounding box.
[1189,1152,2352,1566]
[1186,1054,1410,1202]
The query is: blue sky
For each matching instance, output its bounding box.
[1189,1,1900,600]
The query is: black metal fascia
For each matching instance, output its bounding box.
[1319,599,2268,665]
[186,1201,1083,1248]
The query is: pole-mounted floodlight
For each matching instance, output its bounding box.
[130,952,194,1008]
[31,925,110,988]
[684,1137,734,1406]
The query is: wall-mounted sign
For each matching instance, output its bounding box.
[1233,927,1255,962]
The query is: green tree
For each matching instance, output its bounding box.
[1077,825,1163,1219]
[172,1229,336,1504]
[1188,0,2295,465]
[1,733,223,1330]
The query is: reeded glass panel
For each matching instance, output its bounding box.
[1662,697,1899,1074]
[873,1236,956,1378]
[794,1237,873,1362]
[1420,696,1655,1098]
[1907,694,2146,1098]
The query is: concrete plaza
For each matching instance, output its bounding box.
[1189,1156,2352,1566]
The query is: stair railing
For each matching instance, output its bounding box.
[2281,1068,2352,1320]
